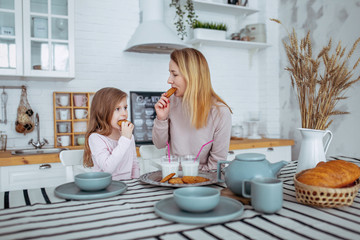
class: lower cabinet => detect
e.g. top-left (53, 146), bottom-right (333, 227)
top-left (0, 163), bottom-right (67, 191)
top-left (227, 146), bottom-right (292, 163)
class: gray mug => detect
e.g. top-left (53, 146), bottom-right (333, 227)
top-left (242, 177), bottom-right (283, 214)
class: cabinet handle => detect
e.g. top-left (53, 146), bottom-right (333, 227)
top-left (267, 147), bottom-right (274, 151)
top-left (39, 164), bottom-right (51, 170)
top-left (228, 151), bottom-right (234, 154)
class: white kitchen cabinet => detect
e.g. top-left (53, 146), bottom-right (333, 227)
top-left (187, 0), bottom-right (270, 50)
top-left (0, 162), bottom-right (67, 191)
top-left (227, 146), bottom-right (292, 163)
top-left (0, 0), bottom-right (23, 76)
top-left (0, 0), bottom-right (75, 80)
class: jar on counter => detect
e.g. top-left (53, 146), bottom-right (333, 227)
top-left (231, 125), bottom-right (243, 138)
top-left (0, 131), bottom-right (7, 152)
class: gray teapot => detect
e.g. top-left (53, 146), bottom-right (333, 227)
top-left (217, 153), bottom-right (288, 197)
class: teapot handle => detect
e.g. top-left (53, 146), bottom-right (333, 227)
top-left (217, 160), bottom-right (230, 183)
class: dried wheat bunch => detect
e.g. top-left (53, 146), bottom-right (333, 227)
top-left (271, 18), bottom-right (360, 130)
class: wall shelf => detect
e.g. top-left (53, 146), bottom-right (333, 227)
top-left (53, 92), bottom-right (94, 149)
top-left (187, 1), bottom-right (270, 50)
top-left (187, 38), bottom-right (271, 50)
top-left (193, 0), bottom-right (258, 16)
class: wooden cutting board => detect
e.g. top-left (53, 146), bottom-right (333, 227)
top-left (221, 188), bottom-right (251, 205)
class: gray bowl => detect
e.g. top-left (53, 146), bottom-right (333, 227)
top-left (74, 172), bottom-right (112, 191)
top-left (173, 187), bottom-right (220, 213)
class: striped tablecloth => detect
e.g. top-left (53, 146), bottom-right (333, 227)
top-left (0, 158), bottom-right (359, 240)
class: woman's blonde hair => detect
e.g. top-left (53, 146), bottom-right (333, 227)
top-left (83, 87), bottom-right (127, 167)
top-left (170, 48), bottom-right (232, 129)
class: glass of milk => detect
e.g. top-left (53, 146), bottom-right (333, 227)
top-left (181, 155), bottom-right (200, 176)
top-left (161, 155), bottom-right (179, 178)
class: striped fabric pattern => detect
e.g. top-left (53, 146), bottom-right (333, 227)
top-left (0, 157), bottom-right (359, 240)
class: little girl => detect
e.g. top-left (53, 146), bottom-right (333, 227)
top-left (83, 87), bottom-right (140, 180)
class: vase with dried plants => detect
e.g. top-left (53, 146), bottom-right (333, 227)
top-left (271, 18), bottom-right (360, 172)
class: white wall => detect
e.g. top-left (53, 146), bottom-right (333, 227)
top-left (279, 0), bottom-right (360, 159)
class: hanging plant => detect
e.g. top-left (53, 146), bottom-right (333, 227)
top-left (169, 0), bottom-right (197, 40)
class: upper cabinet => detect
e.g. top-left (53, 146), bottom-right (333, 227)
top-left (0, 0), bottom-right (23, 76)
top-left (187, 0), bottom-right (270, 50)
top-left (0, 0), bottom-right (74, 80)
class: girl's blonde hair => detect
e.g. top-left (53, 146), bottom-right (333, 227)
top-left (170, 48), bottom-right (232, 129)
top-left (83, 87), bottom-right (127, 167)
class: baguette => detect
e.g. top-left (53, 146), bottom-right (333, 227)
top-left (297, 160), bottom-right (360, 188)
top-left (165, 87), bottom-right (177, 98)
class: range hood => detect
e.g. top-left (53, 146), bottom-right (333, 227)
top-left (125, 0), bottom-right (188, 54)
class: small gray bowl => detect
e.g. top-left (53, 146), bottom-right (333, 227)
top-left (173, 187), bottom-right (220, 213)
top-left (74, 172), bottom-right (112, 191)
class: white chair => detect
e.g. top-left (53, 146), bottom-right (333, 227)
top-left (59, 149), bottom-right (89, 182)
top-left (139, 145), bottom-right (166, 175)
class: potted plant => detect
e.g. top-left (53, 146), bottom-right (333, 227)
top-left (169, 0), bottom-right (197, 40)
top-left (192, 20), bottom-right (228, 40)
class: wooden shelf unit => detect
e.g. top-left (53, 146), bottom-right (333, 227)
top-left (53, 92), bottom-right (94, 149)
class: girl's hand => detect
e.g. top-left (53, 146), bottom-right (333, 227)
top-left (121, 121), bottom-right (134, 139)
top-left (154, 93), bottom-right (170, 121)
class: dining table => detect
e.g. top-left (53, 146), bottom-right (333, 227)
top-left (0, 157), bottom-right (359, 240)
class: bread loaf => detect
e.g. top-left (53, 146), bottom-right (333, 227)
top-left (297, 160), bottom-right (360, 188)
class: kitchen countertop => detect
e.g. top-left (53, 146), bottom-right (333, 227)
top-left (229, 138), bottom-right (294, 150)
top-left (0, 138), bottom-right (294, 167)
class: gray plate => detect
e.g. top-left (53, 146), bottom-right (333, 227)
top-left (140, 170), bottom-right (218, 187)
top-left (54, 181), bottom-right (127, 200)
top-left (154, 196), bottom-right (244, 224)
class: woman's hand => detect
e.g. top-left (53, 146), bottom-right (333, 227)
top-left (121, 121), bottom-right (134, 139)
top-left (154, 93), bottom-right (170, 121)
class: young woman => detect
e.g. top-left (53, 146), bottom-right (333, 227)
top-left (83, 87), bottom-right (140, 180)
top-left (152, 48), bottom-right (232, 171)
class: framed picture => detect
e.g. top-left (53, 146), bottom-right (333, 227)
top-left (130, 91), bottom-right (162, 145)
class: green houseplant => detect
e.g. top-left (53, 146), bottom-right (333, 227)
top-left (169, 0), bottom-right (197, 40)
top-left (192, 20), bottom-right (228, 40)
top-left (192, 20), bottom-right (227, 31)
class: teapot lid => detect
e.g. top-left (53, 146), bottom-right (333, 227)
top-left (235, 153), bottom-right (266, 161)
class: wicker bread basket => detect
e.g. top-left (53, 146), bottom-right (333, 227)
top-left (294, 171), bottom-right (360, 208)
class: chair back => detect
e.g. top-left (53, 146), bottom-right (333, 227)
top-left (59, 149), bottom-right (85, 182)
top-left (139, 145), bottom-right (166, 159)
top-left (139, 145), bottom-right (166, 175)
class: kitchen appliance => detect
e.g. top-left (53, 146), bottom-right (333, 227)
top-left (125, 0), bottom-right (187, 54)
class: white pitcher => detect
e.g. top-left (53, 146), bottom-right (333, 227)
top-left (296, 128), bottom-right (333, 173)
